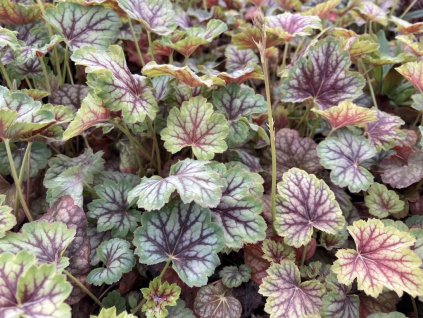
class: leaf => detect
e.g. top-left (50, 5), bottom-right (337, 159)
top-left (142, 62), bottom-right (216, 87)
top-left (259, 261), bottom-right (325, 318)
top-left (193, 281), bottom-right (242, 318)
top-left (396, 61), bottom-right (423, 93)
top-left (317, 130), bottom-right (377, 192)
top-left (87, 238), bottom-right (135, 286)
top-left (333, 219), bottom-right (423, 298)
top-left (225, 45), bottom-right (258, 73)
top-left (261, 239), bottom-right (295, 263)
top-left (302, 0), bottom-right (341, 18)
top-left (379, 152), bottom-right (423, 189)
top-left (365, 183), bottom-right (405, 218)
top-left (265, 13), bottom-right (321, 42)
top-left (71, 45), bottom-right (158, 124)
top-left (321, 275), bottom-right (359, 318)
top-left (167, 300), bottom-right (195, 318)
top-left (91, 307), bottom-right (136, 318)
top-left (117, 0), bottom-right (176, 36)
top-left (366, 110), bottom-right (404, 150)
top-left (219, 265), bottom-right (251, 288)
top-left (275, 128), bottom-right (321, 176)
top-left (141, 277), bottom-right (181, 318)
top-left (356, 2), bottom-right (387, 26)
top-left (0, 220), bottom-right (75, 270)
top-left (63, 93), bottom-right (111, 140)
top-left (281, 38), bottom-right (365, 109)
top-left (368, 313), bottom-right (407, 318)
top-left (0, 0), bottom-right (41, 25)
top-left (88, 176), bottom-right (140, 237)
top-left (244, 243), bottom-right (271, 285)
top-left (133, 200), bottom-right (223, 287)
top-left (45, 2), bottom-right (121, 50)
top-left (210, 163), bottom-right (266, 248)
top-left (275, 168), bottom-right (345, 247)
top-left (49, 84), bottom-right (88, 110)
top-left (0, 252), bottom-right (72, 318)
top-left (313, 101), bottom-right (377, 131)
top-left (128, 159), bottom-right (223, 211)
top-left (231, 25), bottom-right (281, 50)
top-left (161, 96), bottom-right (229, 160)
top-left (0, 194), bottom-right (14, 238)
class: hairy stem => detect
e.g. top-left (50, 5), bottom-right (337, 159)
top-left (64, 270), bottom-right (102, 307)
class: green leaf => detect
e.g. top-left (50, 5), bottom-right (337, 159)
top-left (317, 130), bottom-right (377, 193)
top-left (0, 194), bottom-right (15, 238)
top-left (219, 265), bottom-right (251, 288)
top-left (193, 281), bottom-right (242, 318)
top-left (102, 291), bottom-right (126, 314)
top-left (141, 277), bottom-right (181, 318)
top-left (71, 45), bottom-right (158, 124)
top-left (0, 252), bottom-right (72, 318)
top-left (90, 307), bottom-right (136, 318)
top-left (259, 261), bottom-right (325, 318)
top-left (261, 239), bottom-right (295, 263)
top-left (88, 176), bottom-right (141, 237)
top-left (0, 220), bottom-right (75, 270)
top-left (167, 300), bottom-right (195, 318)
top-left (128, 158), bottom-right (224, 211)
top-left (87, 238), bottom-right (135, 286)
top-left (45, 2), bottom-right (121, 50)
top-left (161, 96), bottom-right (229, 160)
top-left (133, 200), bottom-right (223, 287)
top-left (365, 183), bottom-right (405, 218)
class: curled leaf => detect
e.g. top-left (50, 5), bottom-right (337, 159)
top-left (265, 13), bottom-right (321, 42)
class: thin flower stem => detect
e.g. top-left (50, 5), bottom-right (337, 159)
top-left (0, 62), bottom-right (13, 89)
top-left (38, 57), bottom-right (52, 93)
top-left (147, 30), bottom-right (155, 62)
top-left (3, 139), bottom-right (33, 221)
top-left (64, 270), bottom-right (103, 307)
top-left (128, 18), bottom-right (145, 68)
top-left (14, 142), bottom-right (32, 215)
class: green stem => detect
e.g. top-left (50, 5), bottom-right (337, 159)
top-left (24, 77), bottom-right (33, 89)
top-left (14, 142), bottom-right (32, 215)
top-left (148, 119), bottom-right (161, 174)
top-left (128, 18), bottom-right (145, 68)
top-left (147, 30), bottom-right (155, 62)
top-left (0, 62), bottom-right (13, 89)
top-left (359, 60), bottom-right (378, 109)
top-left (301, 243), bottom-right (308, 266)
top-left (64, 270), bottom-right (102, 307)
top-left (400, 0), bottom-right (418, 18)
top-left (411, 296), bottom-right (418, 318)
top-left (131, 299), bottom-right (146, 314)
top-left (38, 57), bottom-right (51, 93)
top-left (113, 121), bottom-right (152, 162)
top-left (159, 259), bottom-right (172, 280)
top-left (3, 139), bottom-right (33, 221)
top-left (282, 42), bottom-right (289, 69)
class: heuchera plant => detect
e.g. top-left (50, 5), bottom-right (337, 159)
top-left (0, 0), bottom-right (423, 317)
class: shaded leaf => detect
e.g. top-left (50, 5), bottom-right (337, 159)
top-left (244, 243), bottom-right (270, 285)
top-left (49, 84), bottom-right (88, 110)
top-left (275, 168), bottom-right (345, 247)
top-left (261, 239), bottom-right (295, 263)
top-left (133, 200), bottom-right (223, 287)
top-left (219, 265), bottom-right (251, 288)
top-left (259, 261), bottom-right (325, 318)
top-left (161, 96), bottom-right (228, 160)
top-left (333, 219), bottom-right (423, 297)
top-left (379, 152), bottom-right (423, 189)
top-left (281, 38), bottom-right (365, 109)
top-left (321, 275), bottom-right (359, 318)
top-left (0, 194), bottom-right (15, 238)
top-left (91, 307), bottom-right (136, 318)
top-left (265, 13), bottom-right (321, 42)
top-left (87, 238), bottom-right (135, 286)
top-left (365, 183), bottom-right (405, 218)
top-left (317, 130), bottom-right (377, 192)
top-left (0, 252), bottom-right (71, 318)
top-left (141, 277), bottom-right (181, 318)
top-left (167, 300), bottom-right (195, 318)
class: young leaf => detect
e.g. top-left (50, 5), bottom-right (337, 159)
top-left (317, 130), bottom-right (377, 192)
top-left (88, 176), bottom-right (141, 237)
top-left (133, 200), bottom-right (223, 287)
top-left (281, 38), bottom-right (365, 109)
top-left (366, 110), bottom-right (404, 150)
top-left (379, 152), bottom-right (423, 189)
top-left (219, 265), bottom-right (251, 288)
top-left (259, 261), bottom-right (325, 318)
top-left (193, 281), bottom-right (242, 318)
top-left (365, 183), bottom-right (405, 218)
top-left (141, 277), bottom-right (181, 318)
top-left (0, 220), bottom-right (75, 270)
top-left (116, 0), bottom-right (176, 36)
top-left (45, 2), bottom-right (121, 50)
top-left (161, 96), bottom-right (229, 160)
top-left (210, 164), bottom-right (266, 248)
top-left (275, 128), bottom-right (321, 176)
top-left (396, 60), bottom-right (423, 93)
top-left (71, 46), bottom-right (158, 124)
top-left (333, 219), bottom-right (423, 298)
top-left (0, 194), bottom-right (15, 238)
top-left (87, 238), bottom-right (135, 286)
top-left (128, 158), bottom-right (224, 211)
top-left (0, 252), bottom-right (71, 318)
top-left (275, 168), bottom-right (345, 247)
top-left (91, 307), bottom-right (136, 318)
top-left (265, 13), bottom-right (321, 42)
top-left (261, 239), bottom-right (295, 263)
top-left (313, 101), bottom-right (377, 131)
top-left (63, 94), bottom-right (111, 141)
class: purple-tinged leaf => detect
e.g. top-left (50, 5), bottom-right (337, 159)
top-left (194, 281), bottom-right (242, 318)
top-left (225, 45), bottom-right (258, 73)
top-left (133, 200), bottom-right (223, 287)
top-left (261, 239), bottom-right (295, 263)
top-left (317, 130), bottom-right (377, 192)
top-left (281, 38), bottom-right (365, 109)
top-left (275, 168), bottom-right (345, 247)
top-left (229, 149), bottom-right (263, 173)
top-left (45, 2), bottom-right (121, 50)
top-left (49, 84), bottom-right (88, 110)
top-left (265, 13), bottom-right (321, 42)
top-left (259, 261), bottom-right (325, 318)
top-left (0, 0), bottom-right (41, 25)
top-left (141, 277), bottom-right (181, 318)
top-left (275, 128), bottom-right (321, 177)
top-left (219, 265), bottom-right (251, 288)
top-left (365, 110), bottom-right (404, 150)
top-left (71, 46), bottom-right (158, 124)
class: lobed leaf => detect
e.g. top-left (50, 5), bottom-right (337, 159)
top-left (0, 195), bottom-right (15, 239)
top-left (141, 277), bottom-right (181, 318)
top-left (219, 265), bottom-right (251, 288)
top-left (365, 183), bottom-right (405, 218)
top-left (265, 13), bottom-right (321, 42)
top-left (366, 110), bottom-right (404, 150)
